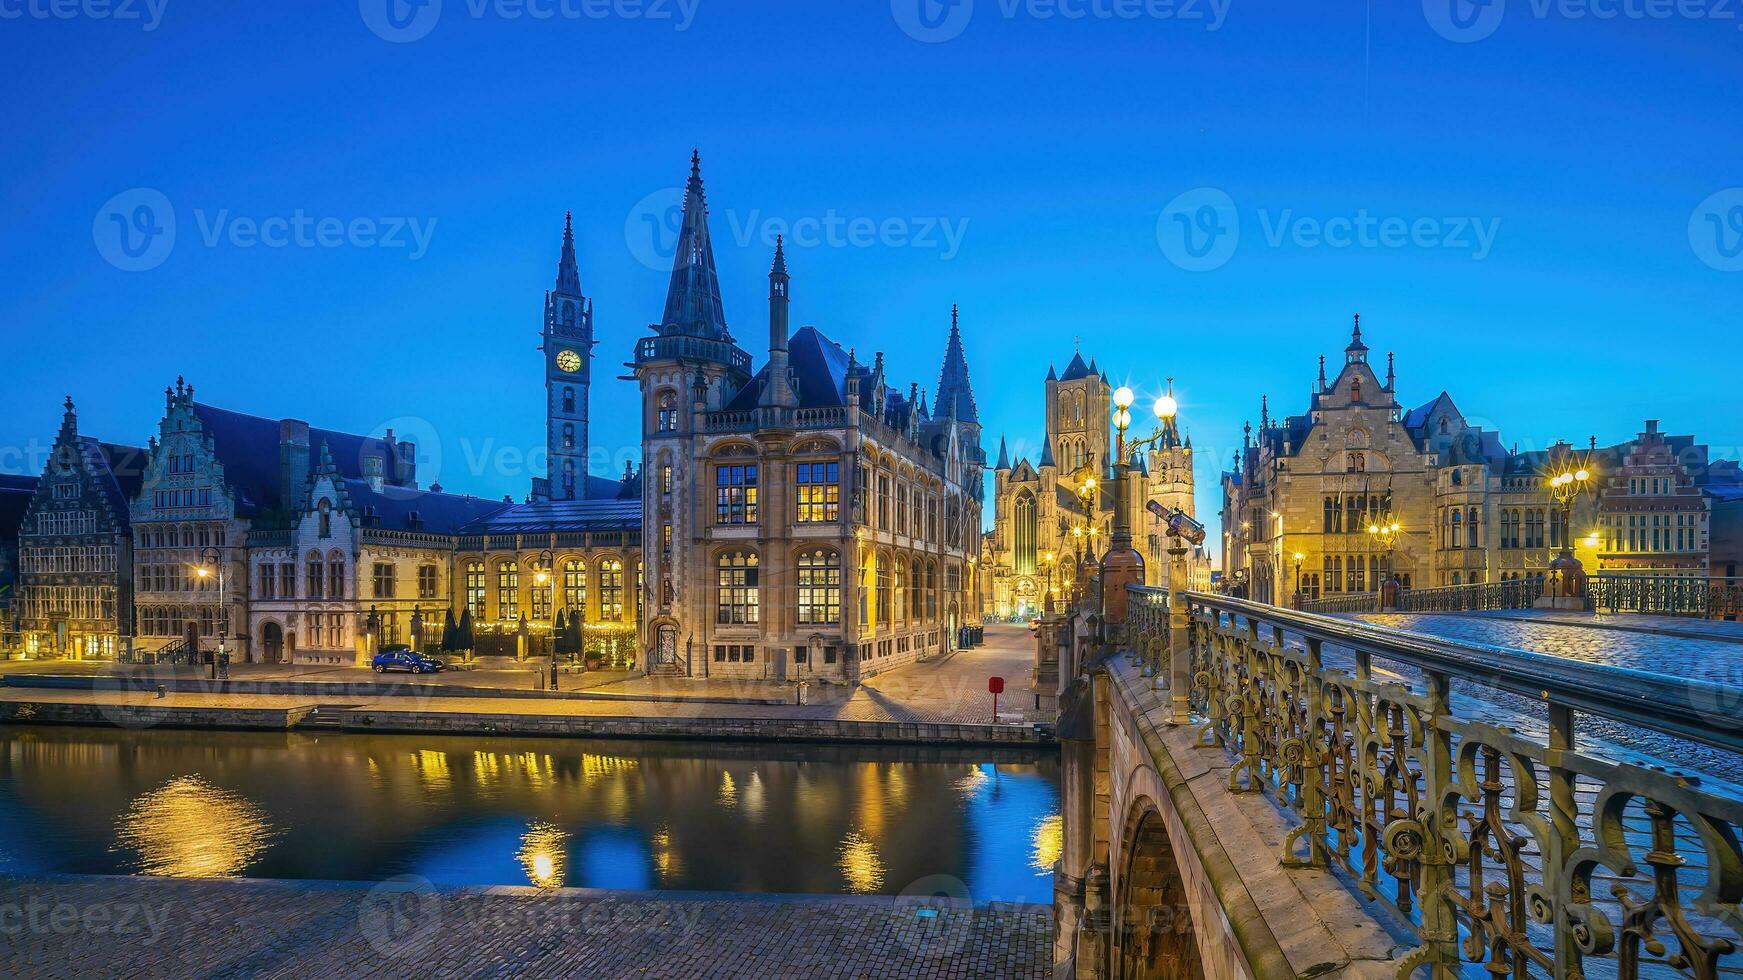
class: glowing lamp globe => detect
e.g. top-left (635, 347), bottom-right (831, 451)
top-left (1112, 386), bottom-right (1135, 410)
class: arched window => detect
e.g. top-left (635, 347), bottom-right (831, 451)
top-left (562, 387), bottom-right (576, 413)
top-left (876, 553), bottom-right (893, 625)
top-left (599, 558), bottom-right (625, 619)
top-left (306, 552), bottom-right (325, 599)
top-left (328, 551), bottom-right (345, 598)
top-left (497, 561), bottom-right (519, 618)
top-left (1466, 507), bottom-right (1480, 548)
top-left (1439, 417), bottom-right (1451, 435)
top-left (1323, 496), bottom-right (1335, 532)
top-left (318, 499), bottom-right (332, 538)
top-left (926, 561), bottom-right (938, 620)
top-left (1074, 391), bottom-right (1085, 423)
top-left (909, 558), bottom-right (923, 620)
top-left (657, 389), bottom-right (679, 432)
top-left (1058, 392), bottom-right (1072, 425)
top-left (562, 460), bottom-right (575, 495)
top-left (563, 559), bottom-right (587, 617)
top-left (796, 549), bottom-right (840, 626)
top-left (1451, 510), bottom-right (1463, 549)
top-left (464, 561), bottom-right (486, 616)
top-left (715, 552), bottom-right (758, 625)
top-left (1350, 378), bottom-right (1363, 402)
top-left (1014, 491), bottom-right (1038, 575)
top-left (893, 561), bottom-right (908, 622)
top-left (562, 423), bottom-right (575, 449)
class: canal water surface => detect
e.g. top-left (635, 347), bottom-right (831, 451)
top-left (0, 727), bottom-right (1060, 903)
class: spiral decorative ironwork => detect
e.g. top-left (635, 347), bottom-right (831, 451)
top-left (1123, 584), bottom-right (1743, 979)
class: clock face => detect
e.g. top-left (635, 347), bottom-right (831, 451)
top-left (556, 349), bottom-right (582, 373)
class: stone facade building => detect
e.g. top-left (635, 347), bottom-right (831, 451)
top-left (985, 354), bottom-right (1202, 618)
top-left (633, 155), bottom-right (985, 681)
top-left (8, 398), bottom-right (145, 659)
top-left (0, 474), bottom-right (36, 629)
top-left (1222, 318), bottom-right (1740, 604)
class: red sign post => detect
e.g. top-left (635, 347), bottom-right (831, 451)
top-left (989, 676), bottom-right (1005, 723)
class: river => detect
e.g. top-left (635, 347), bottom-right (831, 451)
top-left (0, 727), bottom-right (1060, 904)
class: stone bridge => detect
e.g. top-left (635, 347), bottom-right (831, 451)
top-left (1039, 581), bottom-right (1743, 979)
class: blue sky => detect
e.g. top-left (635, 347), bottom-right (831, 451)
top-left (3, 0), bottom-right (1739, 546)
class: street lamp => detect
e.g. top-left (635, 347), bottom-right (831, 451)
top-left (1365, 519), bottom-right (1403, 609)
top-left (194, 546), bottom-right (224, 678)
top-left (537, 549), bottom-right (557, 689)
top-left (1547, 454), bottom-right (1595, 601)
top-left (1289, 551), bottom-right (1306, 609)
top-left (1041, 550), bottom-right (1056, 614)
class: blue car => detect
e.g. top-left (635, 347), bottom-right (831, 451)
top-left (371, 646), bottom-right (445, 674)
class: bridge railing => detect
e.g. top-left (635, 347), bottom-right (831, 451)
top-left (1125, 584), bottom-right (1743, 980)
top-left (1591, 574), bottom-right (1743, 620)
top-left (1300, 576), bottom-right (1548, 616)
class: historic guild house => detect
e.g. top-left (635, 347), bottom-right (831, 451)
top-left (0, 154), bottom-right (987, 680)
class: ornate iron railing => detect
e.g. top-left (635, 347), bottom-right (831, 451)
top-left (1398, 575), bottom-right (1547, 613)
top-left (1126, 584), bottom-right (1743, 979)
top-left (1300, 577), bottom-right (1548, 616)
top-left (1592, 576), bottom-right (1743, 620)
top-left (1299, 591), bottom-right (1380, 614)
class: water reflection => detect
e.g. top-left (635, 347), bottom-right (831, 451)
top-left (837, 830), bottom-right (886, 893)
top-left (516, 822), bottom-right (568, 888)
top-left (113, 775), bottom-right (276, 878)
top-left (1031, 813), bottom-right (1063, 875)
top-left (0, 728), bottom-right (1059, 901)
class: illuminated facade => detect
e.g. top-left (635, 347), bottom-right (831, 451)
top-left (1221, 318), bottom-right (1742, 604)
top-left (10, 398), bottom-right (145, 659)
top-left (985, 354), bottom-right (1202, 618)
top-left (633, 155), bottom-right (985, 681)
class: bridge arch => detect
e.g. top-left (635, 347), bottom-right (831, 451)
top-left (1114, 797), bottom-right (1203, 980)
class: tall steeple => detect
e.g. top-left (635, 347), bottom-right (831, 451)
top-left (935, 304), bottom-right (978, 424)
top-left (996, 435), bottom-right (1011, 470)
top-left (659, 149), bottom-right (730, 340)
top-left (1345, 312), bottom-right (1368, 363)
top-left (543, 211), bottom-right (594, 501)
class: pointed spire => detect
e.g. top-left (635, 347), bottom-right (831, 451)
top-left (1039, 437), bottom-right (1056, 469)
top-left (1060, 350), bottom-right (1093, 381)
top-left (1386, 351), bottom-right (1395, 389)
top-left (1346, 312), bottom-right (1368, 359)
top-left (659, 149), bottom-right (729, 340)
top-left (771, 232), bottom-right (787, 276)
top-left (1046, 363), bottom-right (1057, 382)
top-left (555, 211), bottom-right (581, 295)
top-left (935, 304), bottom-right (979, 424)
top-left (996, 436), bottom-right (1011, 470)
top-left (1260, 395), bottom-right (1270, 431)
top-left (1318, 354), bottom-right (1327, 390)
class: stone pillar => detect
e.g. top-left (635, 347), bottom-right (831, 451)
top-left (1167, 541), bottom-right (1192, 726)
top-left (1053, 681), bottom-right (1103, 978)
top-left (1098, 462), bottom-right (1145, 631)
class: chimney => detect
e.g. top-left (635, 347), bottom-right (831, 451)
top-left (1645, 419), bottom-right (1660, 435)
top-left (363, 454), bottom-right (385, 493)
top-left (279, 420), bottom-right (311, 505)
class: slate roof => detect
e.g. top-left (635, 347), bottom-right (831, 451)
top-left (342, 479), bottom-right (509, 535)
top-left (1059, 352), bottom-right (1095, 382)
top-left (657, 151), bottom-right (731, 341)
top-left (934, 309), bottom-right (978, 423)
top-left (460, 498), bottom-right (641, 535)
top-left (724, 326), bottom-right (852, 412)
top-left (84, 440), bottom-right (149, 528)
top-left (191, 403), bottom-right (412, 516)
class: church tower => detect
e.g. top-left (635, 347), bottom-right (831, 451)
top-left (541, 212), bottom-right (594, 501)
top-left (1044, 349), bottom-right (1110, 480)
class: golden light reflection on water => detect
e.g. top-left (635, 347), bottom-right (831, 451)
top-left (652, 824), bottom-right (680, 881)
top-left (580, 753), bottom-right (638, 782)
top-left (1031, 813), bottom-right (1063, 875)
top-left (742, 770), bottom-right (765, 821)
top-left (412, 750), bottom-right (451, 791)
top-left (717, 770), bottom-right (738, 808)
top-left (955, 764), bottom-right (990, 797)
top-left (114, 775), bottom-right (276, 878)
top-left (517, 822), bottom-right (569, 888)
top-left (837, 830), bottom-right (885, 894)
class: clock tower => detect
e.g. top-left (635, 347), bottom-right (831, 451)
top-left (542, 211), bottom-right (594, 501)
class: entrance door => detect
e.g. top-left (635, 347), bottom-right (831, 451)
top-left (657, 626), bottom-right (677, 667)
top-left (263, 623), bottom-right (284, 664)
top-left (947, 604), bottom-right (959, 652)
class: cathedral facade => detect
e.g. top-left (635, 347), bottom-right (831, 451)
top-left (984, 354), bottom-right (1202, 619)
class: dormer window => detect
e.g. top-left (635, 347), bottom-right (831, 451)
top-left (1350, 378), bottom-right (1362, 402)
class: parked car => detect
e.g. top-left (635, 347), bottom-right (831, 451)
top-left (371, 646), bottom-right (445, 674)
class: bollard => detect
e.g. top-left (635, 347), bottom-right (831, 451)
top-left (154, 685), bottom-right (166, 699)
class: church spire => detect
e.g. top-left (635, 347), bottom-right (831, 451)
top-left (659, 149), bottom-right (730, 340)
top-left (935, 303), bottom-right (979, 424)
top-left (996, 435), bottom-right (1010, 470)
top-left (1345, 312), bottom-right (1369, 362)
top-left (555, 210), bottom-right (581, 295)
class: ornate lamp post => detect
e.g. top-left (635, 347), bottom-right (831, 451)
top-left (194, 546), bottom-right (223, 678)
top-left (1547, 459), bottom-right (1594, 604)
top-left (536, 549), bottom-right (558, 688)
top-left (1289, 551), bottom-right (1306, 609)
top-left (1365, 518), bottom-right (1403, 610)
top-left (1041, 550), bottom-right (1056, 614)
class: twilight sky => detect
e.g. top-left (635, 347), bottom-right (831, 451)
top-left (3, 0), bottom-right (1739, 548)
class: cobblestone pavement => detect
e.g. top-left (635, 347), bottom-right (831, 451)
top-left (0, 875), bottom-right (1052, 979)
top-left (0, 627), bottom-right (1045, 729)
top-left (1346, 612), bottom-right (1743, 685)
